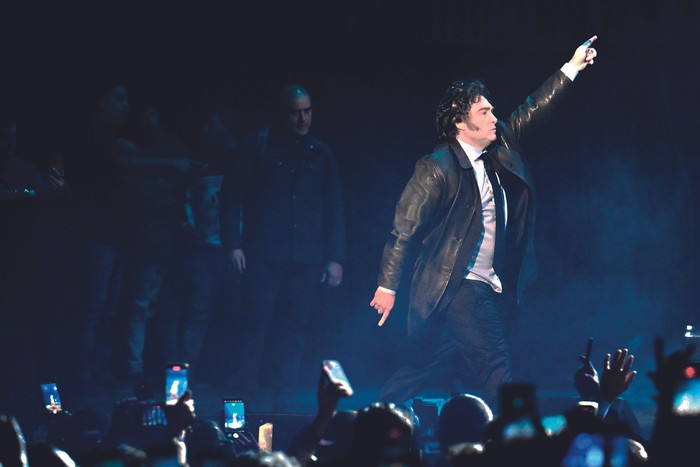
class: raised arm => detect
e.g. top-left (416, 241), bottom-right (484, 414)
top-left (506, 35), bottom-right (598, 140)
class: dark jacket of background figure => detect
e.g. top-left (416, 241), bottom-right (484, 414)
top-left (219, 128), bottom-right (345, 265)
top-left (67, 120), bottom-right (135, 245)
top-left (377, 69), bottom-right (572, 337)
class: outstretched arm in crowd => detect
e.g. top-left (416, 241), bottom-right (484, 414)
top-left (291, 369), bottom-right (352, 466)
top-left (647, 337), bottom-right (698, 461)
top-left (647, 336), bottom-right (696, 415)
top-left (0, 414), bottom-right (28, 467)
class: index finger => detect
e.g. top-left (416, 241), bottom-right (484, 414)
top-left (378, 310), bottom-right (390, 327)
top-left (584, 337), bottom-right (593, 364)
top-left (583, 35), bottom-right (597, 47)
top-left (653, 336), bottom-right (664, 366)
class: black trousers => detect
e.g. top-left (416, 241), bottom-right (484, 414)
top-left (232, 261), bottom-right (321, 394)
top-left (377, 279), bottom-right (512, 411)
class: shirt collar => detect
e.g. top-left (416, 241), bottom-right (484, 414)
top-left (456, 139), bottom-right (487, 164)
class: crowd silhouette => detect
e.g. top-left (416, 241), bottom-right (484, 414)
top-left (0, 338), bottom-right (698, 465)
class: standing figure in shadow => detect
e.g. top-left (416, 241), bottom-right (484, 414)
top-left (219, 84), bottom-right (346, 412)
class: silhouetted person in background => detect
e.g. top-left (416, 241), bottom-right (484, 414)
top-left (370, 36), bottom-right (598, 411)
top-left (219, 84), bottom-right (346, 411)
top-left (66, 81), bottom-right (135, 393)
top-left (0, 111), bottom-right (56, 430)
top-left (120, 100), bottom-right (201, 383)
top-left (159, 102), bottom-right (240, 381)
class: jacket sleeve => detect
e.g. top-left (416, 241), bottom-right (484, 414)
top-left (218, 145), bottom-right (250, 252)
top-left (506, 69), bottom-right (573, 142)
top-left (322, 146), bottom-right (346, 263)
top-left (377, 156), bottom-right (445, 292)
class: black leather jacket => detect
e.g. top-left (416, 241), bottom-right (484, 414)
top-left (377, 69), bottom-right (572, 335)
top-left (219, 129), bottom-right (346, 266)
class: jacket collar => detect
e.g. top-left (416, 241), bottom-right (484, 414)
top-left (446, 139), bottom-right (473, 170)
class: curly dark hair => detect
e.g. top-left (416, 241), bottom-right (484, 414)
top-left (435, 79), bottom-right (491, 141)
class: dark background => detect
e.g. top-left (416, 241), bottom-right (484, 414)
top-left (2, 0), bottom-right (698, 412)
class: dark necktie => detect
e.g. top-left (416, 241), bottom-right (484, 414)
top-left (480, 153), bottom-right (506, 273)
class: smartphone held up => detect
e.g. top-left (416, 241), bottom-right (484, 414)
top-left (41, 382), bottom-right (62, 414)
top-left (322, 359), bottom-right (354, 396)
top-left (165, 362), bottom-right (189, 406)
top-left (223, 398), bottom-right (246, 433)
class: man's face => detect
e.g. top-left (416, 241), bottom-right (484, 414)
top-left (284, 94), bottom-right (312, 136)
top-left (456, 95), bottom-right (497, 150)
top-left (99, 85), bottom-right (129, 125)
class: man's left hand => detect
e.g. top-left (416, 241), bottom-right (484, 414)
top-left (321, 261), bottom-right (343, 287)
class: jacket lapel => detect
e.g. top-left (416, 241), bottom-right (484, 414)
top-left (447, 139), bottom-right (473, 170)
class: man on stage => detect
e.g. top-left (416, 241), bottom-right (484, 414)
top-left (370, 36), bottom-right (598, 411)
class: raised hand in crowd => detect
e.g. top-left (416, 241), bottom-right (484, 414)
top-left (647, 337), bottom-right (696, 412)
top-left (45, 153), bottom-right (66, 195)
top-left (575, 347), bottom-right (636, 404)
top-left (573, 352), bottom-right (599, 402)
top-left (163, 389), bottom-right (196, 441)
top-left (0, 414), bottom-right (28, 467)
top-left (572, 345), bottom-right (645, 443)
top-left (599, 348), bottom-right (637, 402)
top-left (647, 337), bottom-right (699, 463)
top-left (291, 363), bottom-right (353, 466)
